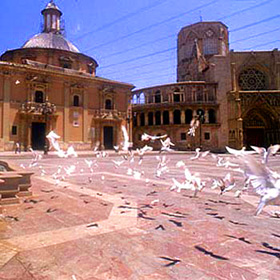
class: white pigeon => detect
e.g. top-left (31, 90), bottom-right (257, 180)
top-left (112, 160), bottom-right (124, 168)
top-left (241, 155), bottom-right (280, 215)
top-left (121, 125), bottom-right (132, 152)
top-left (251, 144), bottom-right (280, 164)
top-left (64, 165), bottom-right (76, 176)
top-left (160, 137), bottom-right (175, 153)
top-left (66, 146), bottom-right (78, 158)
top-left (190, 148), bottom-right (210, 160)
top-left (46, 131), bottom-right (61, 152)
top-left (141, 133), bottom-right (167, 142)
top-left (187, 118), bottom-right (200, 137)
top-left (225, 146), bottom-right (256, 156)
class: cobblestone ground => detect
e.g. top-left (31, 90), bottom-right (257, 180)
top-left (0, 152), bottom-right (280, 280)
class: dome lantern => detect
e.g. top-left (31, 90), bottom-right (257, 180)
top-left (41, 0), bottom-right (62, 34)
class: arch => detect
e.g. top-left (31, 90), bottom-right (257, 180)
top-left (197, 109), bottom-right (205, 124)
top-left (242, 107), bottom-right (280, 148)
top-left (132, 94), bottom-right (138, 104)
top-left (73, 95), bottom-right (80, 107)
top-left (148, 112), bottom-right (154, 126)
top-left (208, 109), bottom-right (216, 124)
top-left (163, 111), bottom-right (170, 125)
top-left (203, 29), bottom-right (218, 55)
top-left (140, 113), bottom-right (145, 126)
top-left (105, 99), bottom-right (112, 109)
top-left (155, 111), bottom-right (161, 125)
top-left (139, 92), bottom-right (145, 104)
top-left (238, 68), bottom-right (268, 90)
top-left (185, 109), bottom-right (193, 124)
top-left (173, 110), bottom-right (181, 124)
top-left (34, 90), bottom-right (44, 103)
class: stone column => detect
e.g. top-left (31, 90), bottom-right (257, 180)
top-left (204, 109), bottom-right (209, 124)
top-left (145, 113), bottom-right (148, 126)
top-left (169, 110), bottom-right (173, 125)
top-left (160, 111), bottom-right (163, 125)
top-left (180, 110), bottom-right (185, 124)
top-left (3, 74), bottom-right (11, 144)
top-left (63, 83), bottom-right (70, 143)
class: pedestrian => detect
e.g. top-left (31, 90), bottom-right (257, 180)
top-left (15, 142), bottom-right (20, 154)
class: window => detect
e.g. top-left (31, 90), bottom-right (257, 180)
top-left (73, 120), bottom-right (79, 127)
top-left (139, 92), bottom-right (145, 104)
top-left (148, 112), bottom-right (154, 126)
top-left (35, 91), bottom-right (44, 103)
top-left (181, 132), bottom-right (186, 141)
top-left (163, 111), bottom-right (169, 125)
top-left (63, 63), bottom-right (71, 69)
top-left (154, 91), bottom-right (161, 103)
top-left (204, 132), bottom-right (210, 140)
top-left (155, 111), bottom-right (161, 125)
top-left (73, 95), bottom-right (80, 107)
top-left (173, 110), bottom-right (181, 124)
top-left (208, 109), bottom-right (216, 124)
top-left (185, 109), bottom-right (193, 124)
top-left (105, 99), bottom-right (112, 109)
top-left (12, 126), bottom-right (17, 135)
top-left (238, 68), bottom-right (267, 90)
top-left (132, 94), bottom-right (138, 104)
top-left (133, 113), bottom-right (138, 127)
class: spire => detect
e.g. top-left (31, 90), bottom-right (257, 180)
top-left (41, 1), bottom-right (62, 34)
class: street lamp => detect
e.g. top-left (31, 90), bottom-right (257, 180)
top-left (197, 110), bottom-right (205, 149)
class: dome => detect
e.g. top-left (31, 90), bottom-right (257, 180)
top-left (22, 32), bottom-right (80, 53)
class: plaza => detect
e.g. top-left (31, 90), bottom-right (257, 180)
top-left (0, 151), bottom-right (279, 279)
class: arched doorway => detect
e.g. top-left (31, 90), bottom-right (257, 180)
top-left (243, 108), bottom-right (279, 148)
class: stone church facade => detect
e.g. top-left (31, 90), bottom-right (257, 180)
top-left (132, 21), bottom-right (280, 151)
top-left (0, 1), bottom-right (134, 151)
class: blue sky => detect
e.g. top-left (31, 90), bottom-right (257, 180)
top-left (0, 0), bottom-right (279, 89)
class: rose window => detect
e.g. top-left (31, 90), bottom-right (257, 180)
top-left (239, 68), bottom-right (267, 90)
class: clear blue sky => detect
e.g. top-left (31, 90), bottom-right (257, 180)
top-left (1, 0), bottom-right (279, 89)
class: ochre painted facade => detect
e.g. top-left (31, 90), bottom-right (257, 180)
top-left (0, 1), bottom-right (134, 151)
top-left (132, 21), bottom-right (280, 151)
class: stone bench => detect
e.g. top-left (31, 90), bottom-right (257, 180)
top-left (0, 174), bottom-right (22, 205)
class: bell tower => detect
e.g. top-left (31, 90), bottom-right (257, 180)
top-left (41, 0), bottom-right (62, 34)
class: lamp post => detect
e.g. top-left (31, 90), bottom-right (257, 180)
top-left (197, 110), bottom-right (205, 149)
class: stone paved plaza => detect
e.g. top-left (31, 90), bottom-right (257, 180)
top-left (0, 152), bottom-right (280, 280)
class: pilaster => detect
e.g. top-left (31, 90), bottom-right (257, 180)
top-left (63, 83), bottom-right (70, 142)
top-left (3, 74), bottom-right (11, 142)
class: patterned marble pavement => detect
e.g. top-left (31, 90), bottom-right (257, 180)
top-left (0, 153), bottom-right (280, 280)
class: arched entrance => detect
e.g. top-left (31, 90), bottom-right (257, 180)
top-left (243, 108), bottom-right (280, 148)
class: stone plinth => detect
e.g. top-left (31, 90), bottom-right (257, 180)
top-left (0, 174), bottom-right (22, 205)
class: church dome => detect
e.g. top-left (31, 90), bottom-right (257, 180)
top-left (22, 32), bottom-right (80, 53)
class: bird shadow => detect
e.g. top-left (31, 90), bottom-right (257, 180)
top-left (255, 242), bottom-right (280, 259)
top-left (194, 245), bottom-right (229, 260)
top-left (225, 235), bottom-right (252, 244)
top-left (229, 220), bottom-right (248, 226)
